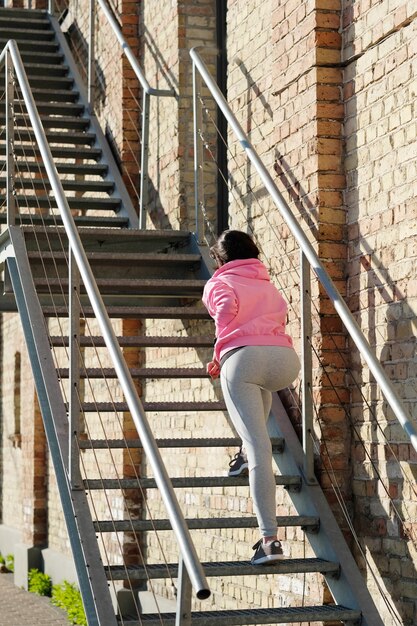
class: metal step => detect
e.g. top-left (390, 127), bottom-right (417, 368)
top-left (5, 128), bottom-right (95, 144)
top-left (0, 178), bottom-right (114, 194)
top-left (119, 606), bottom-right (362, 626)
top-left (0, 8), bottom-right (48, 20)
top-left (74, 400), bottom-right (224, 412)
top-left (1, 62), bottom-right (70, 77)
top-left (43, 305), bottom-right (211, 319)
top-left (79, 436), bottom-right (270, 450)
top-left (50, 335), bottom-right (214, 348)
top-left (0, 37), bottom-right (59, 52)
top-left (17, 51), bottom-right (65, 66)
top-left (94, 515), bottom-right (317, 532)
top-left (85, 475), bottom-right (301, 490)
top-left (0, 195), bottom-right (121, 211)
top-left (0, 144), bottom-right (101, 160)
top-left (0, 16), bottom-right (51, 30)
top-left (0, 111), bottom-right (89, 129)
top-left (5, 161), bottom-right (108, 176)
top-left (0, 100), bottom-right (84, 116)
top-left (34, 277), bottom-right (205, 296)
top-left (29, 251), bottom-right (201, 269)
top-left (57, 366), bottom-right (208, 379)
top-left (0, 26), bottom-right (56, 41)
top-left (106, 557), bottom-right (338, 580)
top-left (0, 214), bottom-right (129, 228)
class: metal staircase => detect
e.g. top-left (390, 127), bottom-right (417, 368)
top-left (0, 5), bottom-right (388, 626)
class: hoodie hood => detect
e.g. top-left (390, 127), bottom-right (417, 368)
top-left (212, 258), bottom-right (270, 282)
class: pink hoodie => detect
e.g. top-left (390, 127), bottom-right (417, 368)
top-left (202, 258), bottom-right (293, 362)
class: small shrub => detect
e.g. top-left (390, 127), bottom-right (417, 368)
top-left (52, 580), bottom-right (87, 626)
top-left (5, 554), bottom-right (14, 573)
top-left (28, 568), bottom-right (52, 596)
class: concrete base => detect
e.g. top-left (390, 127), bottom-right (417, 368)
top-left (14, 543), bottom-right (43, 590)
top-left (0, 524), bottom-right (21, 560)
top-left (41, 547), bottom-right (78, 586)
top-left (114, 588), bottom-right (177, 619)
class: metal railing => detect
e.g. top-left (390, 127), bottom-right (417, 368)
top-left (84, 0), bottom-right (174, 229)
top-left (2, 38), bottom-right (210, 616)
top-left (190, 46), bottom-right (417, 484)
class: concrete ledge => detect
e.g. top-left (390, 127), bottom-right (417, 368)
top-left (41, 547), bottom-right (78, 585)
top-left (0, 524), bottom-right (21, 558)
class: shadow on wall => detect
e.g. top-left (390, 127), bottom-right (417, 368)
top-left (344, 37), bottom-right (417, 623)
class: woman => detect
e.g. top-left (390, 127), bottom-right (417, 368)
top-left (202, 230), bottom-right (300, 565)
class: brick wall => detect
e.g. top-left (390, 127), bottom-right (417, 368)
top-left (344, 1), bottom-right (417, 622)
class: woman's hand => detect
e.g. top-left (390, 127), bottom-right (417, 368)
top-left (207, 359), bottom-right (220, 379)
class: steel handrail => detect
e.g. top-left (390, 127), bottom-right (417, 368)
top-left (2, 39), bottom-right (210, 601)
top-left (190, 46), bottom-right (417, 454)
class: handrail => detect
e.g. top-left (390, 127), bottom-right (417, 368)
top-left (86, 0), bottom-right (175, 228)
top-left (190, 46), bottom-right (417, 455)
top-left (2, 39), bottom-right (210, 602)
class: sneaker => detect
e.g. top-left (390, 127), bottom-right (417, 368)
top-left (251, 539), bottom-right (284, 565)
top-left (228, 447), bottom-right (248, 476)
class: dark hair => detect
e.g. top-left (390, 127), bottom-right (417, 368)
top-left (209, 230), bottom-right (260, 268)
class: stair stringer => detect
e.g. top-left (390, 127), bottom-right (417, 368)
top-left (3, 225), bottom-right (118, 626)
top-left (269, 393), bottom-right (384, 626)
top-left (48, 12), bottom-right (140, 229)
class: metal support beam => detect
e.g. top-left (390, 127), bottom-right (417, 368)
top-left (139, 91), bottom-right (150, 229)
top-left (88, 0), bottom-right (96, 113)
top-left (5, 49), bottom-right (15, 228)
top-left (192, 63), bottom-right (204, 243)
top-left (69, 248), bottom-right (82, 488)
top-left (300, 252), bottom-right (316, 484)
top-left (175, 557), bottom-right (192, 626)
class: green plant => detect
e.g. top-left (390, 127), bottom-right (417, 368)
top-left (52, 580), bottom-right (87, 626)
top-left (0, 554), bottom-right (5, 565)
top-left (28, 568), bottom-right (52, 596)
top-left (5, 554), bottom-right (14, 573)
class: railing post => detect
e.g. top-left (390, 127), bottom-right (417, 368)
top-left (48, 0), bottom-right (54, 15)
top-left (192, 61), bottom-right (204, 244)
top-left (139, 91), bottom-right (150, 229)
top-left (301, 251), bottom-right (316, 484)
top-left (175, 556), bottom-right (192, 626)
top-left (88, 0), bottom-right (96, 113)
top-left (5, 49), bottom-right (16, 228)
top-left (69, 248), bottom-right (82, 488)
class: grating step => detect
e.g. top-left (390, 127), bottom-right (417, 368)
top-left (85, 475), bottom-right (301, 490)
top-left (0, 38), bottom-right (59, 52)
top-left (57, 366), bottom-right (208, 379)
top-left (0, 112), bottom-right (89, 129)
top-left (7, 128), bottom-right (95, 144)
top-left (30, 251), bottom-right (202, 268)
top-left (43, 305), bottom-right (211, 319)
top-left (0, 214), bottom-right (129, 228)
top-left (105, 557), bottom-right (338, 580)
top-left (0, 100), bottom-right (84, 116)
top-left (8, 75), bottom-right (74, 90)
top-left (0, 27), bottom-right (55, 41)
top-left (0, 144), bottom-right (101, 160)
top-left (79, 436), bottom-right (274, 450)
top-left (118, 606), bottom-right (362, 626)
top-left (17, 51), bottom-right (65, 65)
top-left (34, 277), bottom-right (205, 295)
top-left (0, 62), bottom-right (70, 77)
top-left (74, 400), bottom-right (224, 412)
top-left (94, 515), bottom-right (316, 532)
top-left (0, 195), bottom-right (121, 211)
top-left (15, 87), bottom-right (79, 103)
top-left (0, 178), bottom-right (114, 194)
top-left (49, 335), bottom-right (214, 348)
top-left (0, 16), bottom-right (52, 30)
top-left (0, 161), bottom-right (107, 176)
top-left (0, 8), bottom-right (48, 20)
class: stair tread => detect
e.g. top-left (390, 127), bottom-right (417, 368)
top-left (0, 215), bottom-right (129, 228)
top-left (0, 195), bottom-right (121, 209)
top-left (43, 305), bottom-right (210, 319)
top-left (30, 251), bottom-right (201, 265)
top-left (0, 38), bottom-right (59, 51)
top-left (34, 277), bottom-right (205, 294)
top-left (0, 145), bottom-right (101, 159)
top-left (106, 557), bottom-right (338, 579)
top-left (1, 179), bottom-right (114, 192)
top-left (94, 515), bottom-right (315, 531)
top-left (73, 400), bottom-right (224, 412)
top-left (79, 436), bottom-right (267, 449)
top-left (119, 606), bottom-right (361, 625)
top-left (2, 129), bottom-right (93, 143)
top-left (49, 335), bottom-right (214, 347)
top-left (85, 475), bottom-right (300, 489)
top-left (57, 366), bottom-right (208, 378)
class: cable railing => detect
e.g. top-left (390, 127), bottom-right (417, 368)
top-left (83, 0), bottom-right (174, 229)
top-left (190, 46), bottom-right (417, 470)
top-left (1, 38), bottom-right (210, 623)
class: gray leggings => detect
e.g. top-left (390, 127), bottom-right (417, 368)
top-left (220, 345), bottom-right (300, 537)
